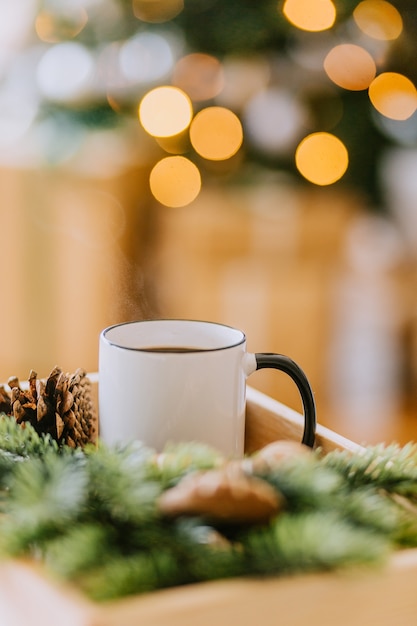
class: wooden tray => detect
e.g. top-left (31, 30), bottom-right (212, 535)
top-left (1, 384), bottom-right (417, 626)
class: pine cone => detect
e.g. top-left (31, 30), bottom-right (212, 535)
top-left (247, 440), bottom-right (312, 474)
top-left (158, 463), bottom-right (283, 524)
top-left (5, 367), bottom-right (97, 448)
top-left (0, 385), bottom-right (12, 414)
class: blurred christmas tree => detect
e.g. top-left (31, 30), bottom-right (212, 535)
top-left (1, 0), bottom-right (416, 206)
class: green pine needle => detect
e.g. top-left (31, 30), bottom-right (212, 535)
top-left (0, 417), bottom-right (417, 602)
top-left (78, 549), bottom-right (187, 602)
top-left (0, 413), bottom-right (59, 458)
top-left (256, 455), bottom-right (344, 511)
top-left (145, 441), bottom-right (223, 487)
top-left (0, 451), bottom-right (88, 556)
top-left (85, 443), bottom-right (161, 523)
top-left (44, 523), bottom-right (114, 578)
top-left (336, 487), bottom-right (400, 536)
top-left (242, 511), bottom-right (390, 576)
top-left (323, 443), bottom-right (417, 498)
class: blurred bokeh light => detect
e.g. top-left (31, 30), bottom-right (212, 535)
top-left (150, 155), bottom-right (201, 207)
top-left (283, 0), bottom-right (336, 32)
top-left (119, 32), bottom-right (175, 84)
top-left (324, 44), bottom-right (376, 91)
top-left (189, 106), bottom-right (243, 161)
top-left (132, 0), bottom-right (184, 23)
top-left (35, 7), bottom-right (88, 43)
top-left (295, 132), bottom-right (349, 185)
top-left (139, 86), bottom-right (192, 137)
top-left (0, 0), bottom-right (414, 206)
top-left (369, 72), bottom-right (417, 121)
top-left (36, 42), bottom-right (94, 102)
top-left (243, 88), bottom-right (307, 155)
top-left (353, 0), bottom-right (403, 40)
top-left (172, 53), bottom-right (224, 102)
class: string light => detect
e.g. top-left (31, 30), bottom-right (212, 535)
top-left (353, 0), bottom-right (403, 41)
top-left (150, 156), bottom-right (201, 207)
top-left (0, 0), bottom-right (412, 195)
top-left (132, 0), bottom-right (184, 23)
top-left (172, 53), bottom-right (224, 102)
top-left (189, 106), bottom-right (243, 161)
top-left (369, 73), bottom-right (417, 121)
top-left (139, 86), bottom-right (193, 138)
top-left (282, 0), bottom-right (336, 32)
top-left (324, 44), bottom-right (376, 91)
top-left (218, 56), bottom-right (270, 110)
top-left (243, 88), bottom-right (306, 154)
top-left (295, 132), bottom-right (349, 185)
top-left (119, 32), bottom-right (174, 84)
top-left (36, 42), bottom-right (94, 101)
top-left (35, 8), bottom-right (88, 43)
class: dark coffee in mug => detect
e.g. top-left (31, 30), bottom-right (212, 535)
top-left (142, 346), bottom-right (204, 353)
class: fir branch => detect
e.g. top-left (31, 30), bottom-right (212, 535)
top-left (382, 493), bottom-right (417, 548)
top-left (0, 451), bottom-right (88, 556)
top-left (146, 442), bottom-right (223, 488)
top-left (0, 448), bottom-right (25, 490)
top-left (44, 523), bottom-right (117, 579)
top-left (0, 416), bottom-right (65, 511)
top-left (0, 433), bottom-right (417, 602)
top-left (67, 519), bottom-right (243, 601)
top-left (0, 414), bottom-right (59, 458)
top-left (322, 443), bottom-right (417, 499)
top-left (259, 454), bottom-right (415, 545)
top-left (337, 487), bottom-right (400, 537)
top-left (167, 518), bottom-right (245, 583)
top-left (242, 511), bottom-right (390, 577)
top-left (85, 442), bottom-right (161, 524)
top-left (256, 455), bottom-right (344, 511)
top-left (77, 549), bottom-right (187, 602)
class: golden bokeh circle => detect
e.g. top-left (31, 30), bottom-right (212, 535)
top-left (189, 106), bottom-right (243, 160)
top-left (324, 44), bottom-right (376, 91)
top-left (139, 86), bottom-right (193, 138)
top-left (133, 0), bottom-right (184, 23)
top-left (353, 0), bottom-right (403, 40)
top-left (295, 132), bottom-right (348, 185)
top-left (149, 156), bottom-right (201, 207)
top-left (369, 73), bottom-right (417, 121)
top-left (283, 0), bottom-right (336, 32)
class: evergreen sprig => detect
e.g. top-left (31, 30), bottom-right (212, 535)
top-left (0, 413), bottom-right (59, 458)
top-left (145, 441), bottom-right (223, 488)
top-left (322, 443), bottom-right (417, 499)
top-left (0, 413), bottom-right (64, 512)
top-left (242, 511), bottom-right (389, 576)
top-left (321, 443), bottom-right (417, 546)
top-left (84, 442), bottom-right (161, 524)
top-left (0, 450), bottom-right (88, 556)
top-left (1, 415), bottom-right (417, 602)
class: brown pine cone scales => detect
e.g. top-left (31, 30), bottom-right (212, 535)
top-left (0, 385), bottom-right (12, 414)
top-left (2, 367), bottom-right (97, 448)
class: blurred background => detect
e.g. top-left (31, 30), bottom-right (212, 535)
top-left (1, 0), bottom-right (417, 445)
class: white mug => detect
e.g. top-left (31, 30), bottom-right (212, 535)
top-left (98, 319), bottom-right (316, 456)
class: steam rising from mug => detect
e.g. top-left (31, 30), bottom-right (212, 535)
top-left (98, 319), bottom-right (316, 455)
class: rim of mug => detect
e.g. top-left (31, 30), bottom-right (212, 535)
top-left (101, 319), bottom-right (247, 352)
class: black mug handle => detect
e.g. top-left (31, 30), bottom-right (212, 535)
top-left (255, 353), bottom-right (316, 448)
